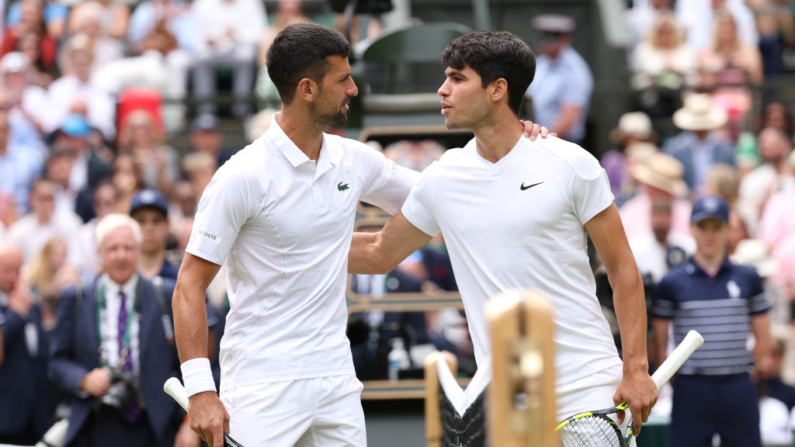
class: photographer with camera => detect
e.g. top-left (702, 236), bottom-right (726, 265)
top-left (49, 213), bottom-right (199, 447)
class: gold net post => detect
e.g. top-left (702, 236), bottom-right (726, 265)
top-left (424, 351), bottom-right (458, 447)
top-left (487, 289), bottom-right (556, 447)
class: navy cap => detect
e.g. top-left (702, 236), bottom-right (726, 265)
top-left (691, 195), bottom-right (729, 224)
top-left (190, 114), bottom-right (220, 133)
top-left (130, 189), bottom-right (169, 217)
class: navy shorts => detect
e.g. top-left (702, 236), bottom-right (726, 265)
top-left (670, 374), bottom-right (761, 447)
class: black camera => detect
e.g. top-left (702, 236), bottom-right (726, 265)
top-left (96, 371), bottom-right (137, 415)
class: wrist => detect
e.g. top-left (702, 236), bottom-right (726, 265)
top-left (180, 358), bottom-right (216, 398)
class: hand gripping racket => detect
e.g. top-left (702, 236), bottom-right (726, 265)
top-left (556, 330), bottom-right (705, 447)
top-left (164, 377), bottom-right (244, 447)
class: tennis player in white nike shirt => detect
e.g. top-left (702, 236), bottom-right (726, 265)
top-left (172, 24), bottom-right (548, 447)
top-left (348, 31), bottom-right (659, 438)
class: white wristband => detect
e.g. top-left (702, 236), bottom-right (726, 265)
top-left (180, 358), bottom-right (217, 398)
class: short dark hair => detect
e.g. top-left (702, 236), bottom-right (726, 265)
top-left (266, 23), bottom-right (350, 105)
top-left (441, 31), bottom-right (536, 116)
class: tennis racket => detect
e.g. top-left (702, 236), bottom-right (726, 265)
top-left (556, 330), bottom-right (704, 447)
top-left (164, 377), bottom-right (244, 447)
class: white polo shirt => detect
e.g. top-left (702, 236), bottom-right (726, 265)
top-left (402, 136), bottom-right (623, 388)
top-left (186, 113), bottom-right (418, 391)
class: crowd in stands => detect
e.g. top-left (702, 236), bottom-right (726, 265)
top-left (4, 0), bottom-right (795, 444)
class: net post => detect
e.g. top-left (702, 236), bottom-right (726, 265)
top-left (425, 350), bottom-right (458, 447)
top-left (487, 289), bottom-right (557, 447)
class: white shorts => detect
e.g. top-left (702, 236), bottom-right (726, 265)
top-left (220, 375), bottom-right (366, 447)
top-left (556, 363), bottom-right (623, 422)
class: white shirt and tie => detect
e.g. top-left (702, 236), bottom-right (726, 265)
top-left (98, 274), bottom-right (141, 376)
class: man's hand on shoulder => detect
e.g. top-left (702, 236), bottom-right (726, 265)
top-left (520, 120), bottom-right (556, 141)
top-left (188, 391), bottom-right (230, 447)
top-left (613, 369), bottom-right (658, 436)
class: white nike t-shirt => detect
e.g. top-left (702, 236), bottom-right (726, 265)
top-left (401, 136), bottom-right (623, 389)
top-left (186, 113), bottom-right (418, 391)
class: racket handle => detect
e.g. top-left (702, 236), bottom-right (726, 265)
top-left (651, 330), bottom-right (704, 390)
top-left (163, 378), bottom-right (245, 447)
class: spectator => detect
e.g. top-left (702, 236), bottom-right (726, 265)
top-left (747, 0), bottom-right (795, 77)
top-left (615, 141), bottom-right (658, 207)
top-left (664, 93), bottom-right (735, 194)
top-left (181, 151), bottom-right (215, 198)
top-left (728, 210), bottom-right (751, 256)
top-left (255, 0), bottom-right (309, 103)
top-left (625, 0), bottom-right (676, 52)
top-left (188, 114), bottom-right (234, 170)
top-left (677, 0), bottom-right (759, 52)
top-left (13, 30), bottom-right (54, 88)
top-left (732, 239), bottom-right (788, 327)
top-left (0, 240), bottom-right (52, 445)
top-left (128, 0), bottom-right (194, 54)
top-left (632, 12), bottom-right (697, 91)
top-left (111, 153), bottom-right (144, 214)
top-left (49, 214), bottom-right (199, 447)
top-left (191, 0), bottom-right (265, 118)
top-left (652, 195), bottom-right (771, 447)
top-left (168, 180), bottom-right (195, 243)
top-left (130, 190), bottom-right (179, 281)
top-left (7, 178), bottom-right (82, 263)
top-left (0, 109), bottom-right (43, 215)
top-left (773, 231), bottom-right (795, 301)
top-left (757, 327), bottom-right (795, 438)
top-left (50, 114), bottom-right (112, 202)
top-left (740, 127), bottom-right (794, 218)
top-left (118, 110), bottom-right (179, 196)
top-left (629, 198), bottom-right (695, 285)
top-left (0, 193), bottom-right (14, 236)
top-left (23, 237), bottom-right (80, 328)
top-left (700, 12), bottom-right (764, 85)
top-left (619, 152), bottom-right (692, 239)
top-left (68, 0), bottom-right (130, 41)
top-left (44, 149), bottom-right (80, 219)
top-left (602, 112), bottom-right (655, 195)
top-left (0, 0), bottom-right (57, 73)
top-left (68, 1), bottom-right (124, 69)
top-left (46, 34), bottom-right (116, 140)
top-left (1, 52), bottom-right (49, 145)
top-left (525, 14), bottom-right (593, 144)
top-left (76, 180), bottom-right (118, 275)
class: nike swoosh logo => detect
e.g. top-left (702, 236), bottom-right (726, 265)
top-left (520, 182), bottom-right (544, 191)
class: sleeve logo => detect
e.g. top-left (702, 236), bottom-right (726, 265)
top-left (197, 229), bottom-right (221, 244)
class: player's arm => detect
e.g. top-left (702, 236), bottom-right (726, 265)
top-left (585, 203), bottom-right (657, 434)
top-left (349, 211), bottom-right (433, 274)
top-left (173, 253), bottom-right (229, 447)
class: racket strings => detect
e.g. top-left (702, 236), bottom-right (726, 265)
top-left (559, 416), bottom-right (626, 447)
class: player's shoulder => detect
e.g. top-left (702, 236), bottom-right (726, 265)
top-left (216, 139), bottom-right (267, 179)
top-left (529, 137), bottom-right (603, 180)
top-left (327, 134), bottom-right (387, 163)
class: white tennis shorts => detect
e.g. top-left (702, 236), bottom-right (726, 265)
top-left (220, 375), bottom-right (366, 447)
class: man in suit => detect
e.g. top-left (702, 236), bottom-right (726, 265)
top-left (0, 240), bottom-right (53, 445)
top-left (49, 214), bottom-right (199, 447)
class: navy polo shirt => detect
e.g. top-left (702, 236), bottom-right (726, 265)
top-left (652, 257), bottom-right (769, 376)
top-left (158, 259), bottom-right (180, 281)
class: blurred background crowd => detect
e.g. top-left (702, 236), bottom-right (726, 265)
top-left (3, 0), bottom-right (795, 445)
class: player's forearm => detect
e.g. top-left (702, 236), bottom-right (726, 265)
top-left (348, 232), bottom-right (390, 274)
top-left (173, 279), bottom-right (210, 362)
top-left (611, 267), bottom-right (649, 374)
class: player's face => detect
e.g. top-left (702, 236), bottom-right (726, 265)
top-left (99, 226), bottom-right (139, 285)
top-left (438, 65), bottom-right (490, 130)
top-left (692, 218), bottom-right (729, 258)
top-left (132, 208), bottom-right (169, 254)
top-left (311, 55), bottom-right (358, 127)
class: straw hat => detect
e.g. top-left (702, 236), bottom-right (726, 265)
top-left (673, 94), bottom-right (728, 131)
top-left (630, 152), bottom-right (688, 197)
top-left (610, 112), bottom-right (653, 143)
top-left (730, 239), bottom-right (778, 277)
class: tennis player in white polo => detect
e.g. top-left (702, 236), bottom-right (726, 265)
top-left (348, 31), bottom-right (659, 437)
top-left (173, 24), bottom-right (548, 447)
